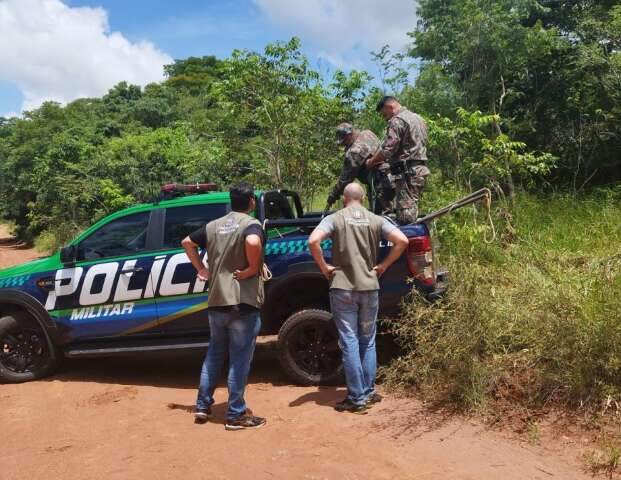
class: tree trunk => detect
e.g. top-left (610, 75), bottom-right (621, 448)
top-left (492, 75), bottom-right (515, 203)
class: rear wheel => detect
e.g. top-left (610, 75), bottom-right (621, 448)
top-left (278, 309), bottom-right (343, 386)
top-left (0, 312), bottom-right (58, 383)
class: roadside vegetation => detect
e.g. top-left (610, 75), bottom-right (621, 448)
top-left (0, 0), bottom-right (619, 459)
top-left (383, 186), bottom-right (621, 415)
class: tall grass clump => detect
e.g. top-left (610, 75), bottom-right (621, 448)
top-left (383, 185), bottom-right (621, 414)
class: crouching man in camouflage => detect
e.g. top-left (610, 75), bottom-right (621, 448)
top-left (366, 96), bottom-right (430, 225)
top-left (325, 123), bottom-right (382, 213)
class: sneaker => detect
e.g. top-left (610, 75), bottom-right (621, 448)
top-left (225, 414), bottom-right (267, 431)
top-left (334, 398), bottom-right (369, 414)
top-left (194, 407), bottom-right (213, 424)
top-left (366, 392), bottom-right (383, 405)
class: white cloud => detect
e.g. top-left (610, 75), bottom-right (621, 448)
top-left (315, 50), bottom-right (366, 71)
top-left (255, 0), bottom-right (418, 68)
top-left (0, 0), bottom-right (172, 112)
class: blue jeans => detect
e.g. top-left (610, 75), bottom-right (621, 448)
top-left (196, 308), bottom-right (261, 420)
top-left (329, 289), bottom-right (379, 406)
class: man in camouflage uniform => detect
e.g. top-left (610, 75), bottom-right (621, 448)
top-left (325, 123), bottom-right (384, 213)
top-left (366, 96), bottom-right (430, 225)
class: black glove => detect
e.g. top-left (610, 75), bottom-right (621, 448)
top-left (326, 192), bottom-right (338, 210)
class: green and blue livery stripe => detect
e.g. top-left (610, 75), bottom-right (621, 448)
top-left (0, 275), bottom-right (31, 288)
top-left (122, 298), bottom-right (210, 335)
top-left (265, 239), bottom-right (332, 256)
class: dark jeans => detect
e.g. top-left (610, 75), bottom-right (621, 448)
top-left (196, 308), bottom-right (261, 419)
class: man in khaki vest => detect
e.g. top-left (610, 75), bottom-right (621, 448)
top-left (309, 183), bottom-right (408, 413)
top-left (182, 182), bottom-right (266, 430)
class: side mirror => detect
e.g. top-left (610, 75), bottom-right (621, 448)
top-left (60, 245), bottom-right (77, 265)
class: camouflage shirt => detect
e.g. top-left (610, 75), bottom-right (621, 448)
top-left (328, 129), bottom-right (380, 202)
top-left (381, 108), bottom-right (428, 163)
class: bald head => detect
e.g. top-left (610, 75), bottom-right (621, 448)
top-left (343, 183), bottom-right (365, 206)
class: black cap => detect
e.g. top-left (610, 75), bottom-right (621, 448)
top-left (376, 95), bottom-right (398, 112)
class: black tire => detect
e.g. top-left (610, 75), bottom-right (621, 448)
top-left (278, 309), bottom-right (343, 386)
top-left (0, 312), bottom-right (59, 383)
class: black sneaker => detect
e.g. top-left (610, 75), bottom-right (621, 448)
top-left (334, 398), bottom-right (369, 414)
top-left (194, 407), bottom-right (212, 424)
top-left (225, 414), bottom-right (266, 431)
top-left (366, 392), bottom-right (383, 405)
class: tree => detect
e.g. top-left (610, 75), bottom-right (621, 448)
top-left (206, 38), bottom-right (351, 204)
top-left (410, 0), bottom-right (621, 188)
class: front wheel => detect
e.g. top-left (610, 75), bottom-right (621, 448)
top-left (278, 309), bottom-right (343, 386)
top-left (0, 312), bottom-right (59, 383)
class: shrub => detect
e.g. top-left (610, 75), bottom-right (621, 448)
top-left (382, 188), bottom-right (621, 414)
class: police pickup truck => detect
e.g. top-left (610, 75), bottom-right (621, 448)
top-left (0, 185), bottom-right (447, 385)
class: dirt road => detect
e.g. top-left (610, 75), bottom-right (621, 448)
top-left (0, 224), bottom-right (39, 266)
top-left (0, 226), bottom-right (591, 480)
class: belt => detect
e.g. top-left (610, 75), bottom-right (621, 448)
top-left (389, 159), bottom-right (426, 167)
top-left (408, 160), bottom-right (426, 167)
top-left (389, 159), bottom-right (426, 174)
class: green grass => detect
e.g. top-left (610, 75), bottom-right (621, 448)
top-left (34, 230), bottom-right (60, 255)
top-left (382, 185), bottom-right (621, 416)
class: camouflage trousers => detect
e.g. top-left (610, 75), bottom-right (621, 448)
top-left (372, 163), bottom-right (430, 224)
top-left (370, 164), bottom-right (393, 215)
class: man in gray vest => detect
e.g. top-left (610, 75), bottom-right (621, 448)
top-left (182, 182), bottom-right (266, 430)
top-left (366, 96), bottom-right (430, 225)
top-left (308, 183), bottom-right (408, 413)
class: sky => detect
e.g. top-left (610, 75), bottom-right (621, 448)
top-left (0, 0), bottom-right (419, 116)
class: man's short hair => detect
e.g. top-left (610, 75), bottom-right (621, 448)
top-left (230, 182), bottom-right (255, 212)
top-left (376, 95), bottom-right (398, 112)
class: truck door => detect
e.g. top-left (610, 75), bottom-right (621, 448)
top-left (152, 203), bottom-right (229, 335)
top-left (46, 210), bottom-right (163, 342)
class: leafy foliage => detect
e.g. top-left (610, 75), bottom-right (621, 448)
top-left (0, 39), bottom-right (360, 243)
top-left (382, 189), bottom-right (621, 413)
top-left (411, 0), bottom-right (621, 187)
top-left (426, 109), bottom-right (557, 193)
top-left (206, 39), bottom-right (350, 198)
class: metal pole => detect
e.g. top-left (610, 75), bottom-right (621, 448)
top-left (415, 188), bottom-right (491, 224)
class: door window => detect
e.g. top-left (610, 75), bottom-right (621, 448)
top-left (264, 192), bottom-right (296, 220)
top-left (77, 212), bottom-right (150, 261)
top-left (163, 203), bottom-right (229, 249)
